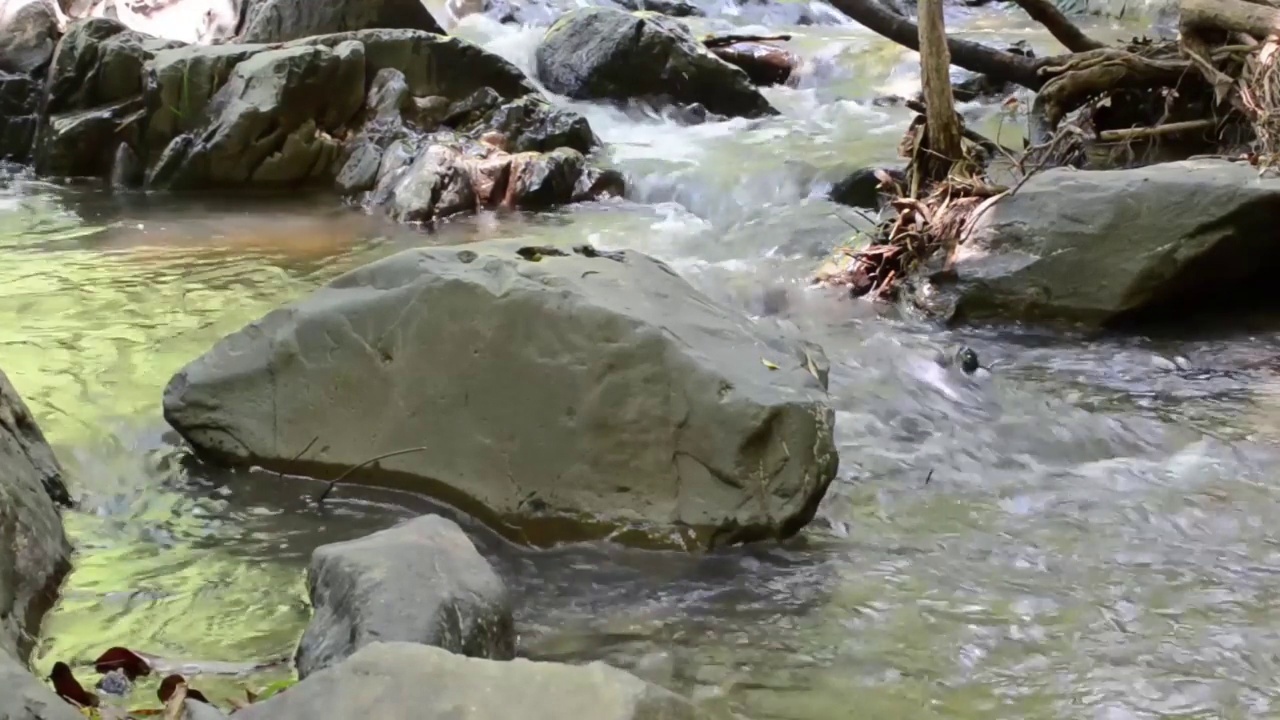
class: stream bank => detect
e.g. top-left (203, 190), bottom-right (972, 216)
top-left (9, 0), bottom-right (1280, 718)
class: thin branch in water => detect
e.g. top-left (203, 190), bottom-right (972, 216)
top-left (314, 446), bottom-right (431, 505)
top-left (1007, 0), bottom-right (1105, 52)
top-left (276, 435), bottom-right (319, 480)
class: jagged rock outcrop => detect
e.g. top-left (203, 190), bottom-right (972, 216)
top-left (31, 24), bottom-right (620, 221)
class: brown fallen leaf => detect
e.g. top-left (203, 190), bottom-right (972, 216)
top-left (163, 682), bottom-right (187, 720)
top-left (94, 647), bottom-right (152, 680)
top-left (49, 662), bottom-right (99, 708)
top-left (159, 674), bottom-right (210, 705)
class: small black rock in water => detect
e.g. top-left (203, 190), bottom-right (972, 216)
top-left (956, 347), bottom-right (980, 375)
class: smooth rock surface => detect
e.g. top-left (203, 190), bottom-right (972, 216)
top-left (295, 515), bottom-right (514, 679)
top-left (535, 7), bottom-right (775, 119)
top-left (942, 160), bottom-right (1280, 326)
top-left (240, 643), bottom-right (709, 720)
top-left (238, 0), bottom-right (443, 43)
top-left (0, 654), bottom-right (84, 720)
top-left (163, 241), bottom-right (837, 550)
top-left (0, 369), bottom-right (72, 662)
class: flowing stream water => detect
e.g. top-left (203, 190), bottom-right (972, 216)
top-left (8, 3), bottom-right (1280, 718)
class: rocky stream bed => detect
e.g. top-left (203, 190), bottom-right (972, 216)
top-left (7, 0), bottom-right (1280, 718)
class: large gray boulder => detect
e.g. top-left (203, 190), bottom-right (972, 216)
top-left (535, 7), bottom-right (775, 119)
top-left (163, 241), bottom-right (837, 550)
top-left (295, 515), bottom-right (514, 679)
top-left (0, 0), bottom-right (60, 74)
top-left (240, 643), bottom-right (708, 720)
top-left (238, 0), bottom-right (443, 43)
top-left (0, 369), bottom-right (76, 720)
top-left (938, 160), bottom-right (1280, 327)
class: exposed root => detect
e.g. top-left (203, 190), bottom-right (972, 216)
top-left (816, 109), bottom-right (1007, 300)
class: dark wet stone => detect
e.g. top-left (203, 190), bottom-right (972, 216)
top-left (535, 7), bottom-right (775, 119)
top-left (829, 166), bottom-right (904, 210)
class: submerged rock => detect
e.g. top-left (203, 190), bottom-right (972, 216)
top-left (0, 0), bottom-right (60, 74)
top-left (535, 7), bottom-right (776, 119)
top-left (238, 0), bottom-right (444, 43)
top-left (0, 368), bottom-right (76, 720)
top-left (163, 241), bottom-right (837, 550)
top-left (937, 160), bottom-right (1280, 327)
top-left (295, 515), bottom-right (514, 679)
top-left (240, 643), bottom-right (709, 720)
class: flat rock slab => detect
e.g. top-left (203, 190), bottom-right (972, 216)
top-left (295, 514), bottom-right (514, 679)
top-left (163, 241), bottom-right (838, 550)
top-left (239, 642), bottom-right (709, 720)
top-left (941, 160), bottom-right (1280, 327)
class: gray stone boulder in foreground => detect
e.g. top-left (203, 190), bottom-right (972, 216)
top-left (240, 642), bottom-right (707, 720)
top-left (0, 368), bottom-right (78, 720)
top-left (0, 655), bottom-right (84, 720)
top-left (938, 160), bottom-right (1280, 327)
top-left (164, 241), bottom-right (838, 550)
top-left (295, 515), bottom-right (514, 679)
top-left (535, 7), bottom-right (776, 119)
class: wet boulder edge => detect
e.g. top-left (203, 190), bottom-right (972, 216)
top-left (163, 240), bottom-right (840, 551)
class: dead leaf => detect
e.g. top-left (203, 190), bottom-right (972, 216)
top-left (50, 662), bottom-right (99, 708)
top-left (93, 647), bottom-right (152, 680)
top-left (159, 674), bottom-right (209, 705)
top-left (761, 358), bottom-right (779, 370)
top-left (163, 682), bottom-right (187, 720)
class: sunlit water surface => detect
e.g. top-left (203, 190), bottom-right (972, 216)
top-left (7, 3), bottom-right (1280, 718)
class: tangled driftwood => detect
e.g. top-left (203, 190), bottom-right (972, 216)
top-left (818, 0), bottom-right (1280, 299)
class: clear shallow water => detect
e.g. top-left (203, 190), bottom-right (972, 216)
top-left (9, 4), bottom-right (1280, 718)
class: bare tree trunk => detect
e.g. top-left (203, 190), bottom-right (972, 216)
top-left (917, 0), bottom-right (963, 182)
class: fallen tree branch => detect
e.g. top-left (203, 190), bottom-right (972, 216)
top-left (702, 33), bottom-right (792, 47)
top-left (1182, 0), bottom-right (1280, 38)
top-left (1098, 118), bottom-right (1218, 140)
top-left (314, 446), bottom-right (431, 504)
top-left (1030, 49), bottom-right (1191, 142)
top-left (1009, 0), bottom-right (1106, 52)
top-left (825, 0), bottom-right (1047, 88)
